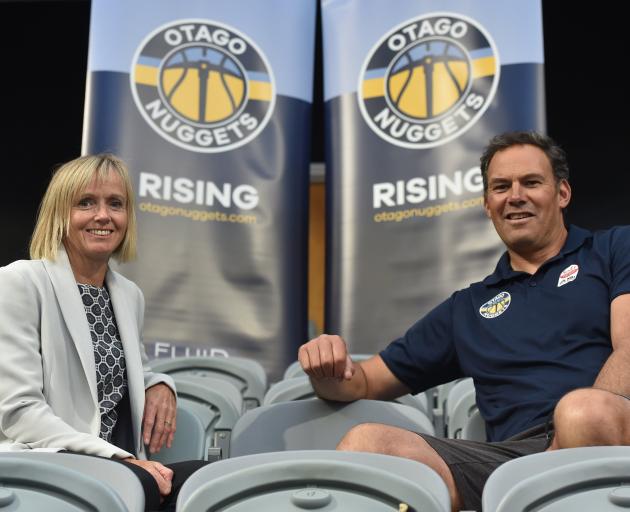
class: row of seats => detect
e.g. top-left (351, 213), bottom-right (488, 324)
top-left (4, 445), bottom-right (630, 510)
top-left (4, 355), bottom-right (626, 510)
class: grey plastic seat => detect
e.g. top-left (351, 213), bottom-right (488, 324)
top-left (149, 356), bottom-right (267, 409)
top-left (150, 402), bottom-right (207, 464)
top-left (230, 397), bottom-right (435, 456)
top-left (282, 354), bottom-right (373, 380)
top-left (445, 378), bottom-right (477, 439)
top-left (263, 375), bottom-right (431, 416)
top-left (177, 450), bottom-right (450, 511)
top-left (446, 379), bottom-right (485, 441)
top-left (0, 452), bottom-right (144, 511)
top-left (155, 377), bottom-right (241, 460)
top-left (433, 378), bottom-right (465, 436)
top-left (483, 446), bottom-right (630, 512)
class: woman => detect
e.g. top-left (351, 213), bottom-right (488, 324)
top-left (0, 154), bottom-right (204, 510)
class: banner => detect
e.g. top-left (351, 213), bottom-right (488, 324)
top-left (84, 0), bottom-right (315, 379)
top-left (322, 0), bottom-right (544, 351)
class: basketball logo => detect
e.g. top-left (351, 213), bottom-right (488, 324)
top-left (358, 13), bottom-right (499, 149)
top-left (131, 20), bottom-right (274, 153)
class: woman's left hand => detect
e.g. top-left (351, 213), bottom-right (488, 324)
top-left (143, 383), bottom-right (177, 453)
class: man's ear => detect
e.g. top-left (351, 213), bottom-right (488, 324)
top-left (558, 179), bottom-right (571, 209)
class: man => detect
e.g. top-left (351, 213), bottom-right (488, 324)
top-left (299, 131), bottom-right (630, 512)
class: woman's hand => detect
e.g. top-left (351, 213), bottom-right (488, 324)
top-left (123, 458), bottom-right (173, 497)
top-left (143, 383), bottom-right (177, 453)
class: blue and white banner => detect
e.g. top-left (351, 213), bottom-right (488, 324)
top-left (322, 0), bottom-right (544, 352)
top-left (84, 0), bottom-right (315, 379)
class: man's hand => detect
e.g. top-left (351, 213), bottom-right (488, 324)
top-left (298, 334), bottom-right (355, 381)
top-left (143, 383), bottom-right (177, 453)
top-left (123, 458), bottom-right (173, 497)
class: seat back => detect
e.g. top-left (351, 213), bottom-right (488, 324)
top-left (166, 377), bottom-right (242, 459)
top-left (177, 450), bottom-right (450, 512)
top-left (0, 453), bottom-right (140, 511)
top-left (483, 446), bottom-right (630, 512)
top-left (264, 376), bottom-right (431, 417)
top-left (150, 403), bottom-right (207, 464)
top-left (445, 378), bottom-right (477, 438)
top-left (150, 356), bottom-right (267, 409)
top-left (230, 398), bottom-right (434, 456)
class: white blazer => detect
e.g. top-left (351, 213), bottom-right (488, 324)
top-left (0, 248), bottom-right (175, 459)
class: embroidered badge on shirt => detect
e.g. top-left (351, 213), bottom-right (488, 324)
top-left (479, 291), bottom-right (511, 319)
top-left (557, 264), bottom-right (579, 287)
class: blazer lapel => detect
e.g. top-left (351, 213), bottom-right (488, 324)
top-left (106, 270), bottom-right (145, 453)
top-left (43, 248), bottom-right (98, 406)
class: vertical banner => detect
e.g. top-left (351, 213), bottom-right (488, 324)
top-left (84, 1), bottom-right (315, 379)
top-left (323, 0), bottom-right (544, 351)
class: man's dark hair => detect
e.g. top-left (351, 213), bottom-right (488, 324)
top-left (479, 131), bottom-right (570, 192)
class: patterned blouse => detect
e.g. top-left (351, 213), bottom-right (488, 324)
top-left (77, 284), bottom-right (128, 443)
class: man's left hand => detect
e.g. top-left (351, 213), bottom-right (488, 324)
top-left (143, 383), bottom-right (177, 453)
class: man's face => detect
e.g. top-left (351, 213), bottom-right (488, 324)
top-left (484, 144), bottom-right (571, 256)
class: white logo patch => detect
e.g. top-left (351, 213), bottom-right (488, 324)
top-left (557, 264), bottom-right (579, 287)
top-left (479, 291), bottom-right (511, 319)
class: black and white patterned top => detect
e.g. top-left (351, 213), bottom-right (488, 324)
top-left (78, 284), bottom-right (128, 443)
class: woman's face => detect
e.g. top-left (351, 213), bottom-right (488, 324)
top-left (64, 170), bottom-right (128, 265)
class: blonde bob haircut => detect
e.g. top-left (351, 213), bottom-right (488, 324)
top-left (29, 154), bottom-right (137, 262)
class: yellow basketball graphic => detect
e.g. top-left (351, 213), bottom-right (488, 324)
top-left (161, 46), bottom-right (246, 124)
top-left (387, 40), bottom-right (470, 120)
top-left (358, 13), bottom-right (499, 149)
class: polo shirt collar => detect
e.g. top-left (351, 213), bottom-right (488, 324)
top-left (483, 225), bottom-right (592, 286)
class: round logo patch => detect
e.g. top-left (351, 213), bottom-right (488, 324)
top-left (131, 20), bottom-right (275, 153)
top-left (479, 291), bottom-right (511, 319)
top-left (358, 13), bottom-right (499, 149)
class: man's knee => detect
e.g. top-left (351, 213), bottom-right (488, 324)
top-left (553, 388), bottom-right (630, 447)
top-left (555, 388), bottom-right (624, 428)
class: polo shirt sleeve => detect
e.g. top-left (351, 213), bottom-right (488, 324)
top-left (379, 294), bottom-right (463, 394)
top-left (610, 226), bottom-right (630, 300)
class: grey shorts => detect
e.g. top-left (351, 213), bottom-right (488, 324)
top-left (418, 423), bottom-right (552, 512)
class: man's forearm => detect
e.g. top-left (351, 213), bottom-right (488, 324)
top-left (310, 364), bottom-right (368, 402)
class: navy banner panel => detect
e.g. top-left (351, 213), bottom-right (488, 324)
top-left (84, 0), bottom-right (315, 379)
top-left (322, 0), bottom-right (545, 352)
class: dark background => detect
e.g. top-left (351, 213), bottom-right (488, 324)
top-left (1, 1), bottom-right (627, 266)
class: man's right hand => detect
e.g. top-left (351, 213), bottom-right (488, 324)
top-left (123, 458), bottom-right (173, 497)
top-left (298, 334), bottom-right (356, 381)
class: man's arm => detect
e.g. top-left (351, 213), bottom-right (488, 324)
top-left (298, 334), bottom-right (411, 402)
top-left (593, 294), bottom-right (630, 394)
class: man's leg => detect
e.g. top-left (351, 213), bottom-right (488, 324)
top-left (336, 423), bottom-right (463, 511)
top-left (551, 388), bottom-right (630, 450)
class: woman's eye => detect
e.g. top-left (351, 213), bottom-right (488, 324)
top-left (77, 198), bottom-right (94, 207)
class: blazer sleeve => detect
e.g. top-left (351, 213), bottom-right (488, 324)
top-left (0, 264), bottom-right (134, 459)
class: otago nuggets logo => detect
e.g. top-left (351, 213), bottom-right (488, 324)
top-left (131, 20), bottom-right (275, 153)
top-left (479, 292), bottom-right (511, 319)
top-left (358, 13), bottom-right (499, 149)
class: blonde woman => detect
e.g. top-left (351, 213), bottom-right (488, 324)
top-left (0, 154), bottom-right (205, 511)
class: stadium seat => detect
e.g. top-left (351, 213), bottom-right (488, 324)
top-left (0, 452), bottom-right (143, 511)
top-left (230, 397), bottom-right (435, 456)
top-left (263, 375), bottom-right (432, 417)
top-left (176, 450), bottom-right (451, 511)
top-left (433, 378), bottom-right (465, 436)
top-left (149, 355), bottom-right (267, 409)
top-left (446, 378), bottom-right (485, 440)
top-left (483, 446), bottom-right (630, 512)
top-left (150, 403), bottom-right (207, 464)
top-left (154, 377), bottom-right (241, 460)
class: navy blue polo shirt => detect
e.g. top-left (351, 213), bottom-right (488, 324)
top-left (380, 225), bottom-right (630, 442)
